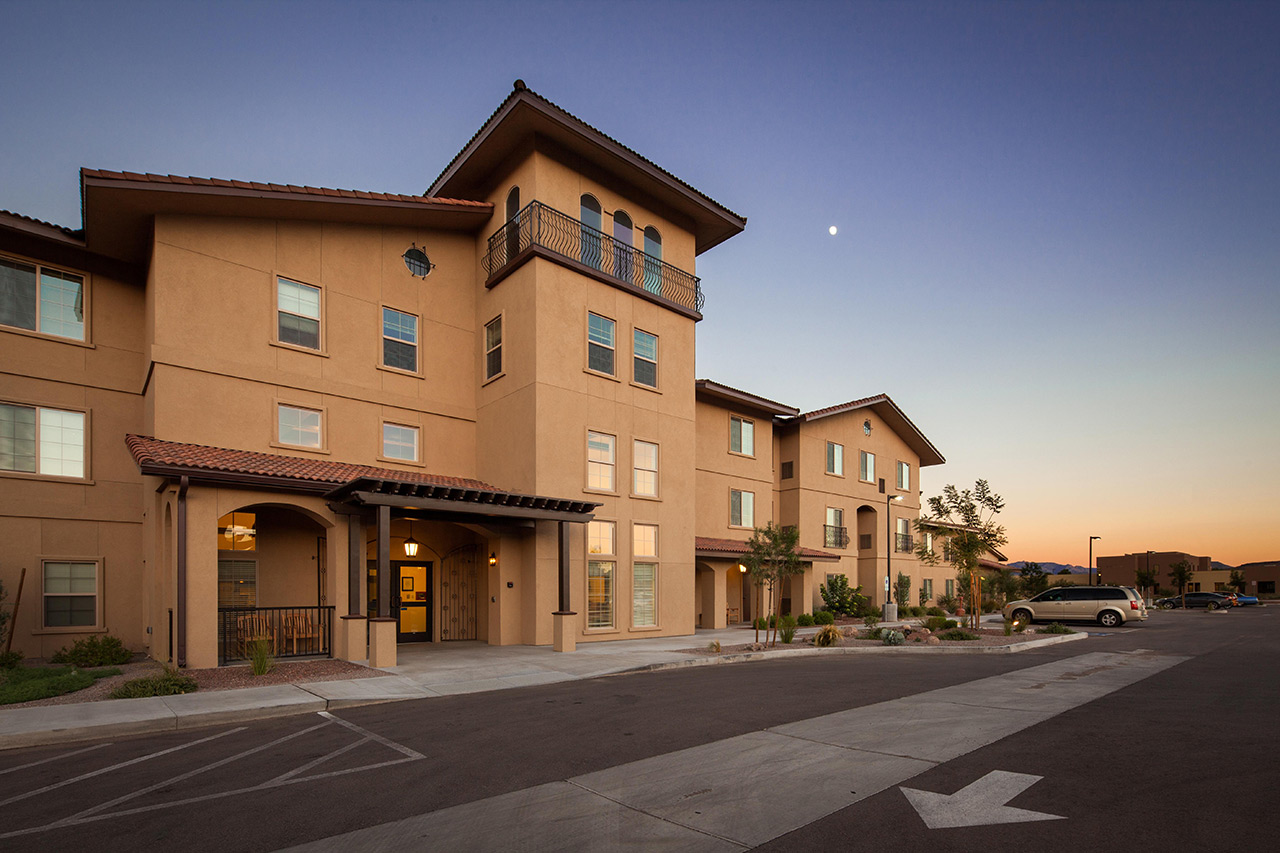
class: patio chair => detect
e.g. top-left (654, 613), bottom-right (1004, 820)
top-left (284, 613), bottom-right (321, 655)
top-left (237, 613), bottom-right (275, 657)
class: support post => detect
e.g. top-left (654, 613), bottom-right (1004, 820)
top-left (553, 521), bottom-right (576, 652)
top-left (348, 513), bottom-right (363, 616)
top-left (377, 505), bottom-right (390, 618)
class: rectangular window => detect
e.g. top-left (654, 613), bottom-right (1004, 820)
top-left (0, 403), bottom-right (85, 478)
top-left (218, 512), bottom-right (257, 551)
top-left (382, 307), bottom-right (418, 371)
top-left (484, 315), bottom-right (503, 380)
top-left (897, 461), bottom-right (911, 491)
top-left (382, 423), bottom-right (419, 462)
top-left (826, 442), bottom-right (844, 475)
top-left (945, 578), bottom-right (955, 598)
top-left (633, 329), bottom-right (658, 388)
top-left (730, 415), bottom-right (754, 456)
top-left (218, 559), bottom-right (257, 608)
top-left (633, 562), bottom-right (657, 628)
top-left (633, 523), bottom-right (658, 558)
top-left (277, 277), bottom-right (321, 349)
top-left (587, 520), bottom-right (616, 556)
top-left (587, 431), bottom-right (616, 491)
top-left (588, 561), bottom-right (615, 628)
top-left (43, 561), bottom-right (97, 627)
top-left (923, 578), bottom-right (934, 600)
top-left (860, 450), bottom-right (875, 482)
top-left (0, 256), bottom-right (86, 341)
top-left (896, 518), bottom-right (913, 552)
top-left (825, 507), bottom-right (847, 548)
top-left (924, 532), bottom-right (934, 554)
top-left (278, 404), bottom-right (322, 448)
top-left (633, 440), bottom-right (658, 497)
top-left (587, 312), bottom-right (615, 375)
top-left (859, 533), bottom-right (872, 550)
top-left (730, 489), bottom-right (755, 528)
top-left (780, 460), bottom-right (793, 480)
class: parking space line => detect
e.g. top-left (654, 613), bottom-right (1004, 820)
top-left (266, 735), bottom-right (369, 785)
top-left (0, 743), bottom-right (110, 777)
top-left (0, 727), bottom-right (245, 808)
top-left (319, 711), bottom-right (425, 759)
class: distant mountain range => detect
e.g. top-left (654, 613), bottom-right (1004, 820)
top-left (1009, 560), bottom-right (1238, 573)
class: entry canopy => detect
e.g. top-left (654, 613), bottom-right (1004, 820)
top-left (327, 475), bottom-right (599, 523)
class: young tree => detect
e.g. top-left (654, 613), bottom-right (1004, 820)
top-left (1134, 565), bottom-right (1157, 600)
top-left (1019, 562), bottom-right (1048, 596)
top-left (745, 523), bottom-right (803, 647)
top-left (1228, 569), bottom-right (1247, 594)
top-left (894, 572), bottom-right (911, 609)
top-left (1168, 559), bottom-right (1195, 608)
top-left (994, 568), bottom-right (1022, 604)
top-left (915, 480), bottom-right (1008, 630)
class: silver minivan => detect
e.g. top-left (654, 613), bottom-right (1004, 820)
top-left (1004, 585), bottom-right (1148, 628)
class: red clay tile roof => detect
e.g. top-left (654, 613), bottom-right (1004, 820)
top-left (795, 394), bottom-right (885, 421)
top-left (82, 169), bottom-right (491, 209)
top-left (126, 435), bottom-right (498, 491)
top-left (695, 536), bottom-right (840, 562)
top-left (694, 379), bottom-right (799, 417)
top-left (0, 208), bottom-right (83, 238)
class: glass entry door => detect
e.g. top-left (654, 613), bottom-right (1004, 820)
top-left (394, 563), bottom-right (432, 643)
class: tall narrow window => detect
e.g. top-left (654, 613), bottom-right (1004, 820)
top-left (860, 450), bottom-right (875, 482)
top-left (730, 415), bottom-right (754, 456)
top-left (945, 578), bottom-right (955, 598)
top-left (580, 195), bottom-right (603, 270)
top-left (505, 186), bottom-right (520, 261)
top-left (896, 518), bottom-right (912, 553)
top-left (730, 489), bottom-right (755, 528)
top-left (0, 403), bottom-right (85, 478)
top-left (484, 315), bottom-right (503, 380)
top-left (587, 313), bottom-right (615, 375)
top-left (642, 226), bottom-right (662, 295)
top-left (612, 210), bottom-right (633, 283)
top-left (633, 440), bottom-right (658, 497)
top-left (633, 329), bottom-right (658, 388)
top-left (278, 404), bottom-right (322, 448)
top-left (825, 507), bottom-right (846, 548)
top-left (382, 423), bottom-right (419, 462)
top-left (633, 523), bottom-right (658, 628)
top-left (587, 519), bottom-right (616, 629)
top-left (277, 277), bottom-right (321, 350)
top-left (923, 578), bottom-right (934, 600)
top-left (897, 461), bottom-right (911, 490)
top-left (826, 442), bottom-right (844, 475)
top-left (43, 561), bottom-right (97, 627)
top-left (587, 431), bottom-right (615, 491)
top-left (218, 559), bottom-right (257, 608)
top-left (0, 256), bottom-right (86, 341)
top-left (382, 307), bottom-right (418, 371)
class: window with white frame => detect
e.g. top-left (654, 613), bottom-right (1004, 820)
top-left (633, 440), bottom-right (658, 497)
top-left (633, 523), bottom-right (658, 627)
top-left (382, 307), bottom-right (418, 371)
top-left (897, 461), bottom-right (911, 490)
top-left (588, 519), bottom-right (616, 556)
top-left (945, 578), bottom-right (955, 598)
top-left (484, 315), bottom-right (503, 380)
top-left (896, 517), bottom-right (912, 552)
top-left (826, 441), bottom-right (844, 475)
top-left (860, 450), bottom-right (875, 482)
top-left (587, 519), bottom-right (616, 629)
top-left (382, 423), bottom-right (419, 462)
top-left (923, 578), bottom-right (934, 600)
top-left (587, 312), bottom-right (615, 375)
top-left (0, 402), bottom-right (85, 478)
top-left (633, 329), bottom-right (657, 387)
top-left (924, 532), bottom-right (934, 554)
top-left (730, 488), bottom-right (755, 528)
top-left (277, 277), bottom-right (321, 349)
top-left (43, 560), bottom-right (97, 627)
top-left (730, 415), bottom-right (754, 456)
top-left (825, 506), bottom-right (846, 548)
top-left (587, 431), bottom-right (615, 491)
top-left (278, 404), bottom-right (322, 448)
top-left (1, 256), bottom-right (86, 341)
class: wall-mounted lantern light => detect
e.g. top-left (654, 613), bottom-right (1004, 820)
top-left (738, 564), bottom-right (747, 573)
top-left (404, 521), bottom-right (420, 558)
top-left (489, 552), bottom-right (498, 567)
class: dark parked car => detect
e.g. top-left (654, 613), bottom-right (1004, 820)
top-left (1154, 592), bottom-right (1233, 610)
top-left (1230, 591), bottom-right (1259, 606)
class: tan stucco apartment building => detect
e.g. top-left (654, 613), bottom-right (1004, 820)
top-left (1, 83), bottom-right (945, 668)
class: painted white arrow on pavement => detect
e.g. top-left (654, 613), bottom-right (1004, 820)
top-left (901, 770), bottom-right (1065, 829)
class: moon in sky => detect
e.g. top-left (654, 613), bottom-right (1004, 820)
top-left (828, 225), bottom-right (838, 236)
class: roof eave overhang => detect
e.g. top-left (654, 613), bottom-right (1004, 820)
top-left (326, 477), bottom-right (600, 523)
top-left (137, 461), bottom-right (334, 495)
top-left (694, 547), bottom-right (841, 563)
top-left (428, 90), bottom-right (745, 255)
top-left (783, 396), bottom-right (945, 467)
top-left (695, 380), bottom-right (799, 417)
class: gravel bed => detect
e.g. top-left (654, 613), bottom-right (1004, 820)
top-left (683, 626), bottom-right (1062, 655)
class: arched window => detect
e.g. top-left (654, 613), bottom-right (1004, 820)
top-left (642, 226), bottom-right (662, 295)
top-left (580, 194), bottom-right (603, 270)
top-left (613, 210), bottom-right (634, 284)
top-left (505, 187), bottom-right (520, 260)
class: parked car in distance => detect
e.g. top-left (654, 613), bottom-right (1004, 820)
top-left (1004, 585), bottom-right (1147, 628)
top-left (1229, 591), bottom-right (1259, 606)
top-left (1154, 592), bottom-right (1234, 610)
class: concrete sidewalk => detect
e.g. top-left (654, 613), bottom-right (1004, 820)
top-left (0, 618), bottom-right (1086, 751)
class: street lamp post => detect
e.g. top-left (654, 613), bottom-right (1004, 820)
top-left (1089, 535), bottom-right (1101, 585)
top-left (884, 494), bottom-right (904, 622)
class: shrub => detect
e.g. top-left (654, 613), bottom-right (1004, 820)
top-left (707, 639), bottom-right (721, 653)
top-left (50, 634), bottom-right (133, 667)
top-left (779, 614), bottom-right (798, 644)
top-left (108, 669), bottom-right (198, 699)
top-left (814, 610), bottom-right (835, 625)
top-left (1003, 618), bottom-right (1014, 636)
top-left (249, 638), bottom-right (274, 676)
top-left (819, 574), bottom-right (867, 616)
top-left (796, 613), bottom-right (815, 627)
top-left (814, 625), bottom-right (842, 647)
top-left (752, 614), bottom-right (778, 630)
top-left (909, 605), bottom-right (924, 617)
top-left (981, 598), bottom-right (999, 613)
top-left (0, 650), bottom-right (23, 670)
top-left (925, 616), bottom-right (958, 632)
top-left (926, 606), bottom-right (946, 617)
top-left (0, 666), bottom-right (121, 705)
top-left (939, 628), bottom-right (979, 641)
top-left (864, 626), bottom-right (884, 640)
top-left (863, 613), bottom-right (881, 629)
top-left (1037, 622), bottom-right (1076, 635)
top-left (882, 629), bottom-right (905, 646)
top-left (936, 594), bottom-right (958, 612)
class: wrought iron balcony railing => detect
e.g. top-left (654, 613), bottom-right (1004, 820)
top-left (217, 605), bottom-right (334, 666)
top-left (484, 201), bottom-right (704, 313)
top-left (824, 525), bottom-right (850, 549)
top-left (896, 533), bottom-right (914, 553)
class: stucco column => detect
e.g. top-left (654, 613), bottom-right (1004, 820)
top-left (712, 566), bottom-right (728, 628)
top-left (793, 567), bottom-right (814, 616)
top-left (337, 615), bottom-right (367, 661)
top-left (368, 617), bottom-right (397, 667)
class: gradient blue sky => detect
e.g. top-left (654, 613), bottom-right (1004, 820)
top-left (3, 1), bottom-right (1276, 565)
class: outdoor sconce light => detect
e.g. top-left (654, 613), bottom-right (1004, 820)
top-left (489, 552), bottom-right (498, 567)
top-left (738, 564), bottom-right (747, 573)
top-left (404, 521), bottom-right (420, 558)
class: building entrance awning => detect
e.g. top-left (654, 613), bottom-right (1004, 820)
top-left (325, 476), bottom-right (598, 523)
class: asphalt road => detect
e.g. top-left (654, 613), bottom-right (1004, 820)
top-left (0, 608), bottom-right (1272, 852)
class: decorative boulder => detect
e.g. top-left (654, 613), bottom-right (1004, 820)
top-left (927, 636), bottom-right (941, 646)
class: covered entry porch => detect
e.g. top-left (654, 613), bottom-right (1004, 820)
top-left (693, 536), bottom-right (840, 629)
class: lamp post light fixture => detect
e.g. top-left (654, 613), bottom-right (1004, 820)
top-left (884, 494), bottom-right (904, 621)
top-left (1089, 535), bottom-right (1101, 585)
top-left (403, 521), bottom-right (420, 558)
